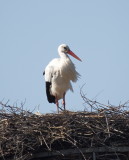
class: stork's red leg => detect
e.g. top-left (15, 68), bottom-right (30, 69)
top-left (62, 92), bottom-right (66, 110)
top-left (55, 96), bottom-right (59, 113)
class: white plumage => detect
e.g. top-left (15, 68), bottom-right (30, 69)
top-left (44, 44), bottom-right (81, 112)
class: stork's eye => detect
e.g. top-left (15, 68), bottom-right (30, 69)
top-left (64, 47), bottom-right (67, 50)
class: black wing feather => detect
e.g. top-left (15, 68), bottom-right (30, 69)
top-left (46, 82), bottom-right (55, 103)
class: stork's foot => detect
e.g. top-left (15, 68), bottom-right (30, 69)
top-left (62, 100), bottom-right (66, 110)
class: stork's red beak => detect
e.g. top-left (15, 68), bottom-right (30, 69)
top-left (68, 50), bottom-right (82, 61)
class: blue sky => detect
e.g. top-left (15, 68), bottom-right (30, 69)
top-left (0, 0), bottom-right (129, 113)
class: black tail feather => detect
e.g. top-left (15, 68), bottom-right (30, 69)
top-left (46, 82), bottom-right (55, 103)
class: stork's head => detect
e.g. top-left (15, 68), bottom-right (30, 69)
top-left (58, 44), bottom-right (82, 61)
top-left (58, 44), bottom-right (70, 53)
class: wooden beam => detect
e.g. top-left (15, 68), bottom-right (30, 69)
top-left (93, 152), bottom-right (96, 160)
top-left (31, 146), bottom-right (129, 159)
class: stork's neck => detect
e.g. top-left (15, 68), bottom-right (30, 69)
top-left (59, 51), bottom-right (70, 61)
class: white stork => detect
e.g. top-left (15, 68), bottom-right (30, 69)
top-left (43, 44), bottom-right (82, 113)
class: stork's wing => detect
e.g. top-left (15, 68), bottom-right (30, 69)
top-left (44, 65), bottom-right (55, 104)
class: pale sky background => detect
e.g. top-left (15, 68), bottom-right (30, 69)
top-left (0, 0), bottom-right (129, 113)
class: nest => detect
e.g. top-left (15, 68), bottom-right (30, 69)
top-left (0, 95), bottom-right (129, 160)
